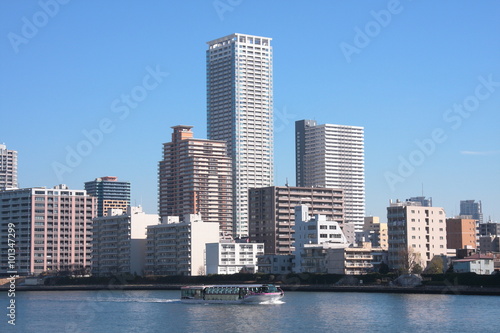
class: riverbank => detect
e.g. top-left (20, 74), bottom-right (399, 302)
top-left (2, 283), bottom-right (500, 296)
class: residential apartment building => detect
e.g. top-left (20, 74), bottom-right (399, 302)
top-left (0, 144), bottom-right (18, 190)
top-left (387, 200), bottom-right (447, 270)
top-left (92, 206), bottom-right (158, 276)
top-left (0, 185), bottom-right (95, 275)
top-left (145, 214), bottom-right (219, 276)
top-left (256, 255), bottom-right (293, 274)
top-left (293, 205), bottom-right (349, 273)
top-left (326, 241), bottom-right (374, 275)
top-left (206, 33), bottom-right (274, 237)
top-left (446, 217), bottom-right (477, 250)
top-left (460, 199), bottom-right (483, 224)
top-left (158, 125), bottom-right (233, 235)
top-left (478, 221), bottom-right (500, 236)
top-left (84, 176), bottom-right (130, 217)
top-left (248, 186), bottom-right (344, 255)
top-left (295, 120), bottom-right (365, 232)
top-left (206, 241), bottom-right (265, 275)
top-left (362, 216), bottom-right (388, 250)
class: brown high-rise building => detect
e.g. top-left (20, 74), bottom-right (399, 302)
top-left (446, 218), bottom-right (477, 250)
top-left (248, 186), bottom-right (344, 255)
top-left (158, 125), bottom-right (233, 235)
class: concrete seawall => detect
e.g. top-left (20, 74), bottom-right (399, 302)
top-left (2, 284), bottom-right (500, 296)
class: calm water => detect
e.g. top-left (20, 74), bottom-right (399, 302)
top-left (2, 289), bottom-right (500, 332)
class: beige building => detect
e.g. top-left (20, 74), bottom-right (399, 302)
top-left (362, 216), bottom-right (388, 250)
top-left (249, 186), bottom-right (344, 255)
top-left (92, 206), bottom-right (158, 276)
top-left (145, 214), bottom-right (219, 276)
top-left (326, 241), bottom-right (374, 275)
top-left (387, 200), bottom-right (447, 270)
top-left (0, 185), bottom-right (95, 275)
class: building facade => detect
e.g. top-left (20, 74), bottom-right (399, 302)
top-left (446, 217), bottom-right (477, 250)
top-left (460, 200), bottom-right (483, 224)
top-left (92, 206), bottom-right (158, 276)
top-left (206, 33), bottom-right (274, 237)
top-left (362, 216), bottom-right (388, 250)
top-left (158, 125), bottom-right (233, 235)
top-left (453, 253), bottom-right (494, 275)
top-left (293, 205), bottom-right (349, 273)
top-left (0, 185), bottom-right (95, 275)
top-left (0, 144), bottom-right (18, 190)
top-left (145, 214), bottom-right (219, 276)
top-left (387, 200), bottom-right (447, 270)
top-left (205, 241), bottom-right (265, 275)
top-left (295, 120), bottom-right (365, 232)
top-left (84, 176), bottom-right (130, 217)
top-left (248, 186), bottom-right (344, 255)
top-left (256, 254), bottom-right (293, 274)
top-left (325, 242), bottom-right (374, 275)
top-left (478, 221), bottom-right (500, 236)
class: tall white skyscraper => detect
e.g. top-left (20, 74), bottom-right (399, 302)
top-left (206, 33), bottom-right (274, 237)
top-left (295, 120), bottom-right (365, 232)
top-left (0, 143), bottom-right (18, 190)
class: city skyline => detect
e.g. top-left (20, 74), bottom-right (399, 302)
top-left (1, 1), bottom-right (499, 222)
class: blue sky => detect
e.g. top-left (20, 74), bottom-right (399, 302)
top-left (1, 0), bottom-right (499, 222)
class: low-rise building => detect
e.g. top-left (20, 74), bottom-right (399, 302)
top-left (92, 206), bottom-right (158, 276)
top-left (293, 205), bottom-right (349, 273)
top-left (145, 214), bottom-right (219, 276)
top-left (453, 253), bottom-right (494, 275)
top-left (479, 235), bottom-right (500, 253)
top-left (256, 255), bottom-right (293, 274)
top-left (206, 241), bottom-right (265, 275)
top-left (326, 241), bottom-right (374, 275)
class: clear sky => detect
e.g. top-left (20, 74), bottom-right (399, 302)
top-left (1, 0), bottom-right (499, 222)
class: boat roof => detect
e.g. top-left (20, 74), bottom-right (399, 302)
top-left (181, 284), bottom-right (279, 289)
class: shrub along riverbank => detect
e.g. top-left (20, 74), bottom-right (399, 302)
top-left (38, 271), bottom-right (500, 289)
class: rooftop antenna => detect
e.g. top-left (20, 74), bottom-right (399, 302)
top-left (421, 183), bottom-right (424, 197)
top-left (285, 177), bottom-right (289, 187)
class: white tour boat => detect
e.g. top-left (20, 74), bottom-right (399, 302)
top-left (180, 284), bottom-right (284, 304)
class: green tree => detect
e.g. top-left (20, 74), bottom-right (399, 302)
top-left (424, 256), bottom-right (444, 274)
top-left (379, 261), bottom-right (390, 274)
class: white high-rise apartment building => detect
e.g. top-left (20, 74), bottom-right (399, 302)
top-left (0, 144), bottom-right (18, 190)
top-left (206, 33), bottom-right (274, 238)
top-left (295, 120), bottom-right (365, 232)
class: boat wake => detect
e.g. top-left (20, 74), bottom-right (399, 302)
top-left (258, 299), bottom-right (285, 305)
top-left (96, 298), bottom-right (180, 303)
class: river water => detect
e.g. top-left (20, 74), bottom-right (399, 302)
top-left (3, 289), bottom-right (500, 332)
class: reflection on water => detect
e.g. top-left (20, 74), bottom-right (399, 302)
top-left (7, 290), bottom-right (500, 333)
